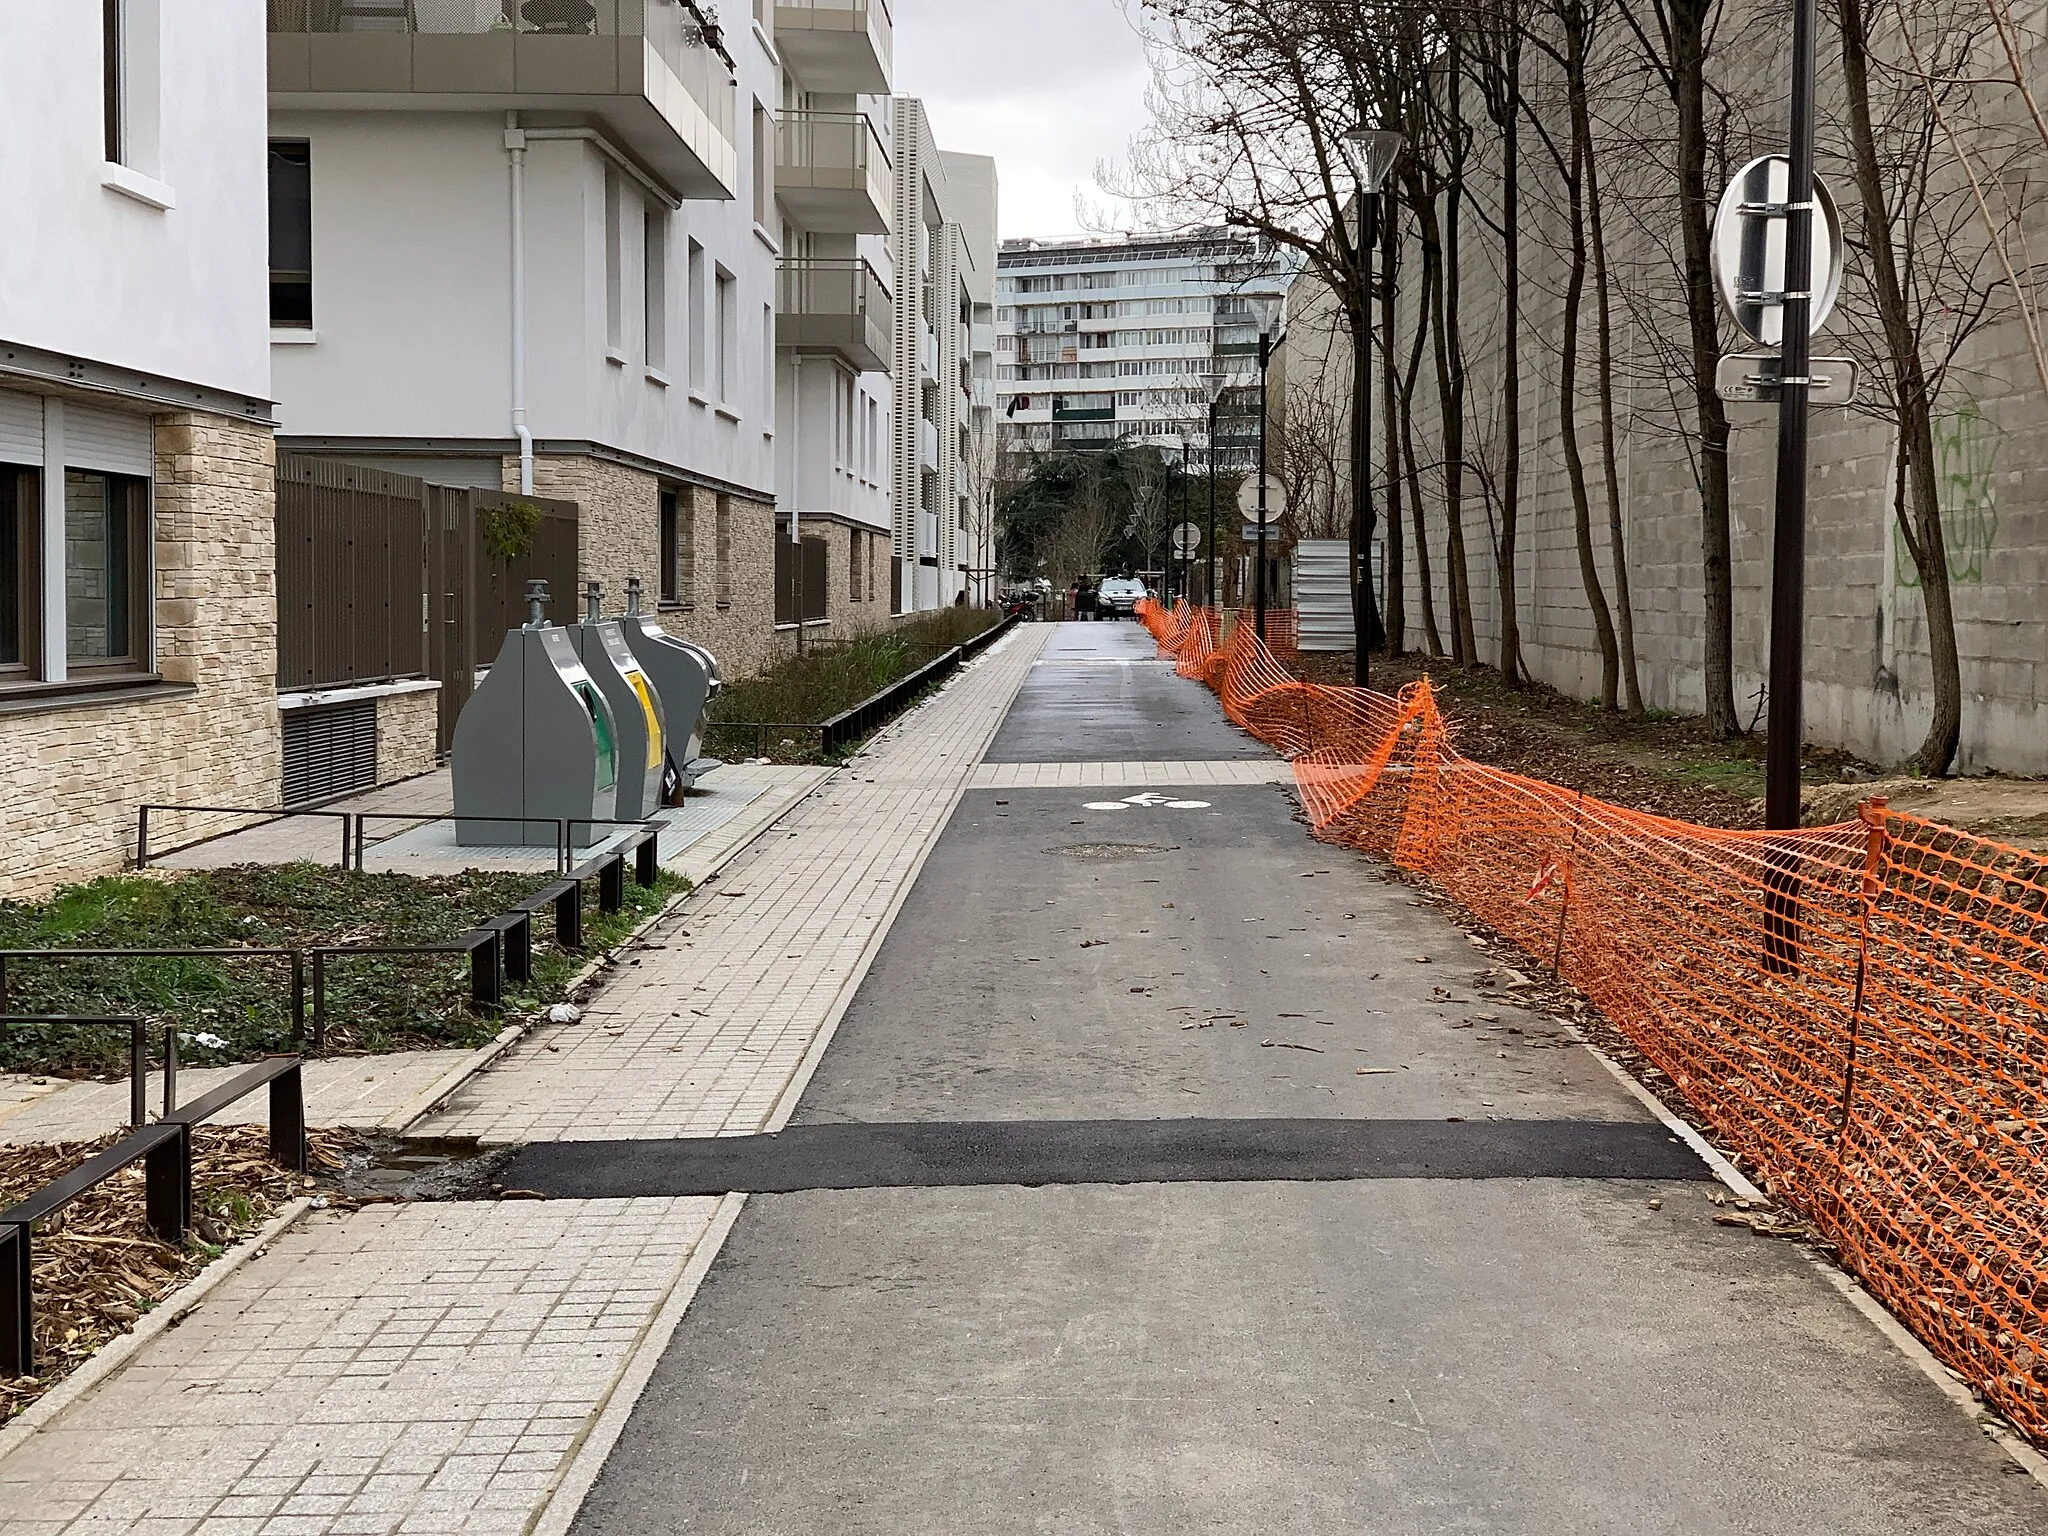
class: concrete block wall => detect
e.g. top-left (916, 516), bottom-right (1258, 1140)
top-left (0, 411), bottom-right (280, 900)
top-left (1366, 3), bottom-right (2048, 774)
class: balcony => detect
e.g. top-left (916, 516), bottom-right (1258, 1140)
top-left (777, 258), bottom-right (892, 373)
top-left (776, 110), bottom-right (890, 234)
top-left (773, 0), bottom-right (891, 94)
top-left (267, 0), bottom-right (739, 200)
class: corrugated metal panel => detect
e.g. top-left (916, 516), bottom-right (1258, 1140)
top-left (1295, 539), bottom-right (1352, 652)
top-left (63, 402), bottom-right (154, 477)
top-left (0, 389), bottom-right (42, 463)
top-left (282, 699), bottom-right (378, 806)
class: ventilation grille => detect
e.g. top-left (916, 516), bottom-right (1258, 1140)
top-left (282, 699), bottom-right (377, 807)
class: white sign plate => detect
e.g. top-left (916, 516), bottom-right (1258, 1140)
top-left (1170, 521), bottom-right (1202, 557)
top-left (1236, 474), bottom-right (1287, 523)
top-left (1711, 155), bottom-right (1845, 347)
top-left (1715, 352), bottom-right (1858, 406)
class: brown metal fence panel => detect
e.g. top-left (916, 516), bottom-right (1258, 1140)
top-left (276, 455), bottom-right (428, 691)
top-left (775, 534), bottom-right (830, 626)
top-left (280, 458), bottom-right (578, 756)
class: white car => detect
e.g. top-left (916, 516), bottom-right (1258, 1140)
top-left (1096, 578), bottom-right (1148, 619)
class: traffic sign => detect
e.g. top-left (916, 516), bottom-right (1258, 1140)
top-left (1711, 154), bottom-right (1844, 347)
top-left (1715, 351), bottom-right (1858, 406)
top-left (1170, 521), bottom-right (1201, 557)
top-left (1236, 474), bottom-right (1286, 523)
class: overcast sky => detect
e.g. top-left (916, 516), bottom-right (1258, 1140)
top-left (889, 0), bottom-right (1155, 241)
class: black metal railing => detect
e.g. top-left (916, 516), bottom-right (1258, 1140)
top-left (1, 1054), bottom-right (307, 1378)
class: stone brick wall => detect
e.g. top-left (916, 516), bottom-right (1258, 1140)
top-left (1347, 5), bottom-right (2048, 775)
top-left (816, 521), bottom-right (901, 641)
top-left (507, 454), bottom-right (782, 681)
top-left (374, 685), bottom-right (441, 782)
top-left (0, 410), bottom-right (279, 900)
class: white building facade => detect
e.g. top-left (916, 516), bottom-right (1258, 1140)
top-left (266, 2), bottom-right (789, 673)
top-left (0, 0), bottom-right (279, 896)
top-left (889, 101), bottom-right (996, 612)
top-left (995, 230), bottom-right (1295, 457)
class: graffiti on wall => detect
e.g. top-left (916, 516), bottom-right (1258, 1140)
top-left (1895, 403), bottom-right (2000, 587)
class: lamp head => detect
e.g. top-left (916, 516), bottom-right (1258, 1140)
top-left (1345, 127), bottom-right (1407, 194)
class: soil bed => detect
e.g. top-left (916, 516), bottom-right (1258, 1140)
top-left (0, 864), bottom-right (681, 1076)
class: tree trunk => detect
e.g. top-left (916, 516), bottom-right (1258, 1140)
top-left (1838, 0), bottom-right (1963, 774)
top-left (1670, 0), bottom-right (1741, 735)
top-left (1420, 104), bottom-right (1479, 667)
top-left (1492, 29), bottom-right (1526, 685)
top-left (1585, 86), bottom-right (1645, 715)
top-left (1399, 213), bottom-right (1445, 658)
top-left (1381, 198), bottom-right (1405, 657)
top-left (1557, 7), bottom-right (1621, 707)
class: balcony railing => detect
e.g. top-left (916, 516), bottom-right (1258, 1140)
top-left (269, 0), bottom-right (737, 185)
top-left (776, 109), bottom-right (891, 235)
top-left (777, 258), bottom-right (892, 373)
top-left (773, 0), bottom-right (892, 93)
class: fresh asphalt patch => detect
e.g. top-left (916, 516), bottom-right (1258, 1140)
top-left (495, 1116), bottom-right (1711, 1196)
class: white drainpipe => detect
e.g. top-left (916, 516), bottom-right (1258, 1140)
top-left (506, 111), bottom-right (533, 496)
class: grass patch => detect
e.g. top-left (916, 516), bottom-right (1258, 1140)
top-left (707, 608), bottom-right (1000, 763)
top-left (0, 864), bottom-right (682, 1076)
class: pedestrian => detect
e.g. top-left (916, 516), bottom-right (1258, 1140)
top-left (1078, 580), bottom-right (1098, 621)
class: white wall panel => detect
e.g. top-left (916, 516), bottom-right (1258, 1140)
top-left (0, 388), bottom-right (43, 463)
top-left (63, 401), bottom-right (155, 477)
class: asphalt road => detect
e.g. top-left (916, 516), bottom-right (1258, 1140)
top-left (566, 622), bottom-right (2048, 1535)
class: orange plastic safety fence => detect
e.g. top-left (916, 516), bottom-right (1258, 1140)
top-left (1148, 611), bottom-right (2048, 1444)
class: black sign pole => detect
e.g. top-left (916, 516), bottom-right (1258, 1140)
top-left (1763, 0), bottom-right (1819, 969)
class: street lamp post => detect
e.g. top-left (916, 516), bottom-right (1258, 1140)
top-left (1201, 372), bottom-right (1229, 611)
top-left (1343, 126), bottom-right (1406, 689)
top-left (1253, 300), bottom-right (1288, 644)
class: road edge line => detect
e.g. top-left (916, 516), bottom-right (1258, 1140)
top-left (527, 1190), bottom-right (748, 1536)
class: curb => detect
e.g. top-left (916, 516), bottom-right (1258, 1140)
top-left (1580, 1038), bottom-right (2048, 1491)
top-left (0, 1195), bottom-right (315, 1462)
top-left (528, 1191), bottom-right (747, 1536)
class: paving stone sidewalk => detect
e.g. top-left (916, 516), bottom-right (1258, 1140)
top-left (418, 625), bottom-right (1049, 1144)
top-left (0, 1199), bottom-right (722, 1536)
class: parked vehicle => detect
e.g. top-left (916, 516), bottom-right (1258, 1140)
top-left (1096, 577), bottom-right (1149, 619)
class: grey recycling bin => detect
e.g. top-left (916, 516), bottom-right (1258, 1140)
top-left (571, 582), bottom-right (667, 822)
top-left (620, 577), bottom-right (718, 790)
top-left (451, 581), bottom-right (620, 847)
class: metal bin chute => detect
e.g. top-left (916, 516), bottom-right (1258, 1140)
top-left (619, 577), bottom-right (719, 790)
top-left (571, 582), bottom-right (667, 823)
top-left (451, 581), bottom-right (620, 847)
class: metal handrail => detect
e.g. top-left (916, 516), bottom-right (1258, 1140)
top-left (0, 1054), bottom-right (306, 1378)
top-left (0, 1016), bottom-right (149, 1128)
top-left (137, 803), bottom-right (353, 871)
top-left (0, 951), bottom-right (307, 1042)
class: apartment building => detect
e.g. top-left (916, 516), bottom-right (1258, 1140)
top-left (266, 2), bottom-right (785, 675)
top-left (995, 230), bottom-right (1295, 457)
top-left (0, 0), bottom-right (278, 897)
top-left (889, 101), bottom-right (997, 611)
top-left (769, 0), bottom-right (896, 635)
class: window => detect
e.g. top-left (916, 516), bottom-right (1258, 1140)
top-left (64, 470), bottom-right (146, 667)
top-left (714, 494), bottom-right (732, 606)
top-left (849, 526), bottom-right (861, 602)
top-left (643, 205), bottom-right (667, 371)
top-left (658, 490), bottom-right (680, 604)
top-left (687, 240), bottom-right (708, 392)
top-left (268, 141), bottom-right (312, 328)
top-left (604, 168), bottom-right (624, 356)
top-left (0, 466), bottom-right (38, 674)
top-left (103, 0), bottom-right (124, 163)
top-left (715, 268), bottom-right (737, 403)
top-left (752, 102), bottom-right (772, 227)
